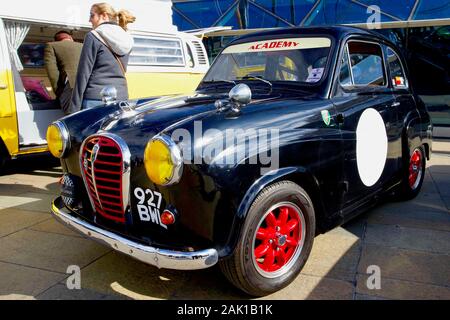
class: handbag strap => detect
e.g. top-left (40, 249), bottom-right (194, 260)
top-left (91, 30), bottom-right (126, 76)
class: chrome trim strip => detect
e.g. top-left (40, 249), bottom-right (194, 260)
top-left (79, 133), bottom-right (132, 213)
top-left (98, 133), bottom-right (132, 213)
top-left (51, 199), bottom-right (218, 270)
top-left (90, 143), bottom-right (103, 210)
top-left (80, 137), bottom-right (98, 212)
top-left (346, 44), bottom-right (355, 86)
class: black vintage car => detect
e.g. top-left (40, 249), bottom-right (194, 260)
top-left (48, 26), bottom-right (432, 296)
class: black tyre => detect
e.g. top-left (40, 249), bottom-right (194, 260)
top-left (220, 181), bottom-right (316, 296)
top-left (398, 146), bottom-right (426, 200)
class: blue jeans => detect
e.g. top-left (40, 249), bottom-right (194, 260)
top-left (82, 99), bottom-right (103, 110)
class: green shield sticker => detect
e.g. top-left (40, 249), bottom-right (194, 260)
top-left (321, 110), bottom-right (331, 126)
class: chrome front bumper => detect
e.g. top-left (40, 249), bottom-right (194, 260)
top-left (51, 198), bottom-right (218, 270)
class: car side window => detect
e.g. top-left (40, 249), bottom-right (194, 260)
top-left (341, 41), bottom-right (386, 88)
top-left (386, 47), bottom-right (408, 89)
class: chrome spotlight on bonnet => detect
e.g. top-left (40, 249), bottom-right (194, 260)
top-left (101, 86), bottom-right (118, 105)
top-left (228, 83), bottom-right (252, 115)
top-left (229, 83), bottom-right (252, 107)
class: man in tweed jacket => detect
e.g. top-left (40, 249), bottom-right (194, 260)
top-left (44, 31), bottom-right (83, 114)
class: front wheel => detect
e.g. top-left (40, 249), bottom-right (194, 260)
top-left (397, 146), bottom-right (426, 200)
top-left (220, 181), bottom-right (316, 296)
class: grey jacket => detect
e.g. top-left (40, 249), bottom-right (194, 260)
top-left (70, 22), bottom-right (134, 113)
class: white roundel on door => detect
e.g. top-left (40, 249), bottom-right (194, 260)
top-left (356, 108), bottom-right (388, 187)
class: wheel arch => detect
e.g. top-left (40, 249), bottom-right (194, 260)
top-left (402, 112), bottom-right (422, 156)
top-left (220, 166), bottom-right (326, 258)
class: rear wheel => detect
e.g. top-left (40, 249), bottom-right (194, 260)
top-left (220, 181), bottom-right (315, 296)
top-left (398, 146), bottom-right (426, 200)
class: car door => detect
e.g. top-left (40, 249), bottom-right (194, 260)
top-left (332, 39), bottom-right (399, 211)
top-left (385, 45), bottom-right (417, 133)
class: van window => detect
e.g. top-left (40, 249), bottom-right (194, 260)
top-left (186, 43), bottom-right (195, 68)
top-left (346, 41), bottom-right (386, 87)
top-left (386, 47), bottom-right (408, 88)
top-left (129, 36), bottom-right (185, 66)
top-left (18, 42), bottom-right (54, 101)
top-left (19, 44), bottom-right (45, 68)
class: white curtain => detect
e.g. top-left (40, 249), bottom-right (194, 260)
top-left (4, 21), bottom-right (30, 72)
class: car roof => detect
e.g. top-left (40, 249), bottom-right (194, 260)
top-left (229, 25), bottom-right (388, 45)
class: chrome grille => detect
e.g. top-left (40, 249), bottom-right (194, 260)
top-left (80, 135), bottom-right (130, 224)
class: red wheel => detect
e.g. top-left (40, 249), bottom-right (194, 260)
top-left (397, 146), bottom-right (426, 200)
top-left (408, 149), bottom-right (423, 190)
top-left (220, 181), bottom-right (315, 296)
top-left (252, 202), bottom-right (305, 277)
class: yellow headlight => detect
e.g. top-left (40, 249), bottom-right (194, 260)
top-left (144, 136), bottom-right (183, 186)
top-left (46, 122), bottom-right (69, 158)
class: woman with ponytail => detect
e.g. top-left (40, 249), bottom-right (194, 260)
top-left (70, 2), bottom-right (136, 113)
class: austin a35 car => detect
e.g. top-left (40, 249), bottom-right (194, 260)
top-left (48, 26), bottom-right (432, 296)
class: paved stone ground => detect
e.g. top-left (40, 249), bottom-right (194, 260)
top-left (0, 145), bottom-right (449, 300)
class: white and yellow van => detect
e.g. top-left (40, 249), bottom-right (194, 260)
top-left (0, 0), bottom-right (209, 170)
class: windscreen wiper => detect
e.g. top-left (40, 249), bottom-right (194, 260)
top-left (240, 75), bottom-right (273, 94)
top-left (202, 79), bottom-right (237, 86)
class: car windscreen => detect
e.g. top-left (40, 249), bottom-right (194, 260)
top-left (203, 37), bottom-right (332, 84)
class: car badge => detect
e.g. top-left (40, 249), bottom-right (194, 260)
top-left (321, 110), bottom-right (331, 126)
top-left (83, 154), bottom-right (89, 171)
top-left (91, 143), bottom-right (100, 164)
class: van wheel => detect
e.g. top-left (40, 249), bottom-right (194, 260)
top-left (220, 181), bottom-right (315, 296)
top-left (397, 146), bottom-right (426, 200)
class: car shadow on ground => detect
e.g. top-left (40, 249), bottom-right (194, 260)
top-left (2, 154), bottom-right (61, 177)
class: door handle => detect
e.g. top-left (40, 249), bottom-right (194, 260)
top-left (336, 113), bottom-right (345, 124)
top-left (0, 83), bottom-right (7, 90)
top-left (389, 102), bottom-right (400, 108)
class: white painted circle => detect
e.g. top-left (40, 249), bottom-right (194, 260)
top-left (356, 108), bottom-right (388, 187)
